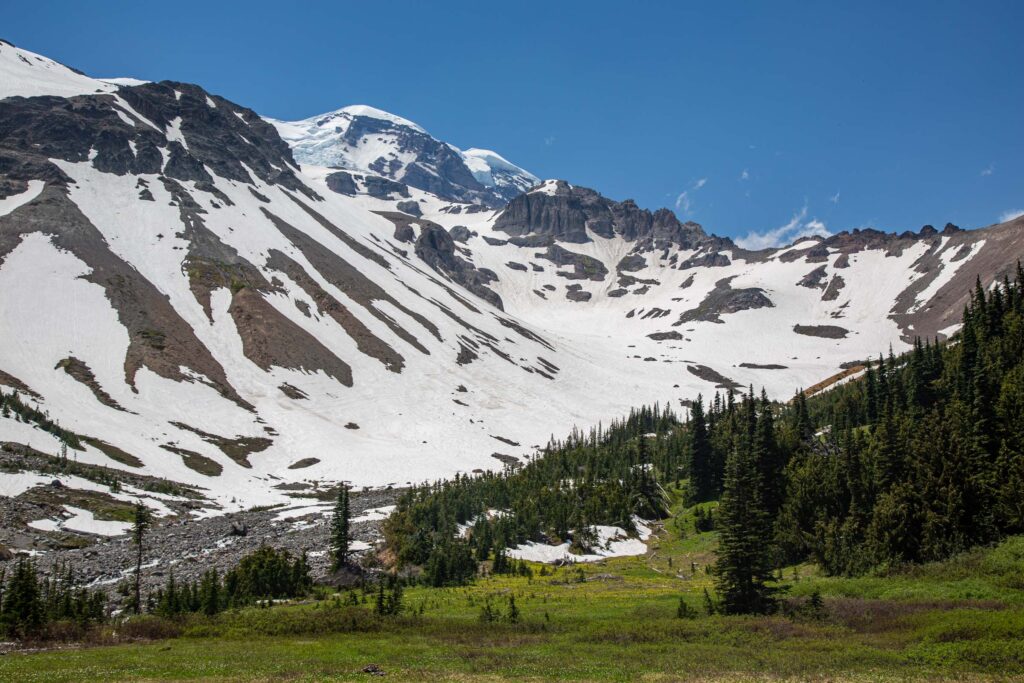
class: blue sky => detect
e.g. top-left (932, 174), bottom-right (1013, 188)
top-left (5, 1), bottom-right (1022, 245)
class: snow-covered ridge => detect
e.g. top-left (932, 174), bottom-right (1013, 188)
top-left (0, 40), bottom-right (140, 99)
top-left (268, 104), bottom-right (536, 207)
top-left (461, 148), bottom-right (540, 194)
top-left (332, 104), bottom-right (427, 132)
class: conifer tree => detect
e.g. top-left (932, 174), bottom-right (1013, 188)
top-left (689, 395), bottom-right (714, 501)
top-left (130, 503), bottom-right (151, 614)
top-left (714, 438), bottom-right (775, 614)
top-left (330, 484), bottom-right (351, 571)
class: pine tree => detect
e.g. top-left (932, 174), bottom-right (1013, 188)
top-left (330, 484), bottom-right (351, 571)
top-left (0, 559), bottom-right (41, 636)
top-left (506, 595), bottom-right (519, 624)
top-left (689, 395), bottom-right (714, 501)
top-left (130, 503), bottom-right (151, 614)
top-left (714, 441), bottom-right (776, 614)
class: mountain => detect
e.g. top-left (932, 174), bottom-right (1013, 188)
top-left (1, 42), bottom-right (1022, 514)
top-left (0, 39), bottom-right (144, 98)
top-left (268, 106), bottom-right (538, 207)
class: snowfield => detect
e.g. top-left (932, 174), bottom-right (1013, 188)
top-left (507, 518), bottom-right (653, 564)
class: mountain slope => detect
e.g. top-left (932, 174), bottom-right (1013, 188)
top-left (269, 105), bottom-right (538, 207)
top-left (0, 45), bottom-right (1021, 514)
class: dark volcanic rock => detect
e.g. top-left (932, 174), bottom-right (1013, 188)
top-left (676, 277), bottom-right (773, 325)
top-left (687, 364), bottom-right (742, 390)
top-left (616, 254), bottom-right (647, 272)
top-left (0, 81), bottom-right (315, 199)
top-left (493, 181), bottom-right (715, 250)
top-left (449, 225), bottom-right (474, 243)
top-left (414, 224), bottom-right (503, 309)
top-left (393, 224), bottom-right (414, 243)
top-left (793, 324), bottom-right (849, 339)
top-left (534, 245), bottom-right (608, 281)
top-left (565, 284), bottom-right (592, 302)
top-left (822, 275), bottom-right (846, 301)
top-left (362, 175), bottom-right (410, 200)
top-left (325, 171), bottom-right (358, 195)
top-left (680, 252), bottom-right (731, 270)
top-left (798, 265), bottom-right (829, 289)
top-left (396, 199), bottom-right (422, 217)
top-left (647, 331), bottom-right (683, 341)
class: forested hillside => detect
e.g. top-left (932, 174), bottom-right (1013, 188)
top-left (384, 266), bottom-right (1024, 592)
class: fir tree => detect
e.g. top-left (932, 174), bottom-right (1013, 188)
top-left (130, 503), bottom-right (151, 614)
top-left (689, 395), bottom-right (715, 501)
top-left (330, 484), bottom-right (351, 571)
top-left (714, 437), bottom-right (776, 614)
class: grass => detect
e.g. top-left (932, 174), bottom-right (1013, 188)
top-left (2, 502), bottom-right (1023, 682)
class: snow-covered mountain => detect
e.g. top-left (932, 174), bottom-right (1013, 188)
top-left (268, 106), bottom-right (538, 208)
top-left (1, 42), bottom-right (1021, 514)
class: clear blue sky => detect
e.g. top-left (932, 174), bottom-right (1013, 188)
top-left (5, 1), bottom-right (1022, 244)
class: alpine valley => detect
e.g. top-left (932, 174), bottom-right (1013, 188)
top-left (4, 22), bottom-right (1024, 682)
top-left (0, 38), bottom-right (1021, 517)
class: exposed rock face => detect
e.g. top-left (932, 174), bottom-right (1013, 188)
top-left (325, 171), bottom-right (357, 195)
top-left (414, 224), bottom-right (503, 310)
top-left (362, 175), bottom-right (410, 200)
top-left (617, 254), bottom-right (647, 272)
top-left (687, 364), bottom-right (742, 390)
top-left (794, 324), bottom-right (849, 339)
top-left (396, 199), bottom-right (422, 217)
top-left (55, 357), bottom-right (127, 412)
top-left (822, 275), bottom-right (846, 301)
top-left (565, 284), bottom-right (592, 302)
top-left (0, 185), bottom-right (252, 410)
top-left (798, 265), bottom-right (829, 289)
top-left (493, 181), bottom-right (714, 250)
top-left (680, 251), bottom-right (731, 270)
top-left (534, 245), bottom-right (609, 281)
top-left (676, 277), bottom-right (773, 325)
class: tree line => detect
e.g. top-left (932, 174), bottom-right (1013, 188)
top-left (383, 403), bottom-right (683, 586)
top-left (0, 545), bottom-right (313, 638)
top-left (380, 268), bottom-right (1024, 614)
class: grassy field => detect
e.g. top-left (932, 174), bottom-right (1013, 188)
top-left (3, 498), bottom-right (1023, 682)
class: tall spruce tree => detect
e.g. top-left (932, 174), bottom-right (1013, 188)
top-left (714, 423), bottom-right (776, 614)
top-left (689, 395), bottom-right (715, 501)
top-left (330, 484), bottom-right (351, 571)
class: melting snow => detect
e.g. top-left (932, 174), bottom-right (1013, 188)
top-left (29, 505), bottom-right (132, 537)
top-left (506, 517), bottom-right (653, 564)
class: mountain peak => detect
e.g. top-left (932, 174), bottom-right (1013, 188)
top-left (268, 104), bottom-right (535, 208)
top-left (324, 104), bottom-right (427, 133)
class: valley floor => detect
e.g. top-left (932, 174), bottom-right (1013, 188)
top-left (2, 508), bottom-right (1023, 682)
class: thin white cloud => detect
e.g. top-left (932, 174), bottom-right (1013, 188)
top-left (735, 205), bottom-right (832, 250)
top-left (674, 178), bottom-right (707, 215)
top-left (830, 191), bottom-right (840, 204)
top-left (544, 135), bottom-right (556, 146)
top-left (981, 164), bottom-right (994, 177)
top-left (999, 209), bottom-right (1024, 223)
top-left (740, 169), bottom-right (750, 181)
